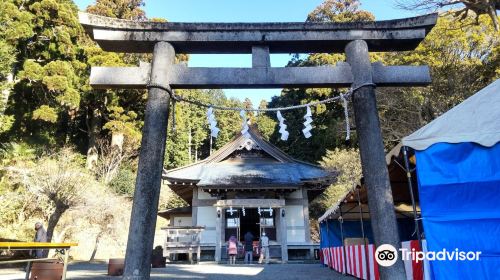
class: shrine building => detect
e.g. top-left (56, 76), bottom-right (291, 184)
top-left (159, 127), bottom-right (335, 262)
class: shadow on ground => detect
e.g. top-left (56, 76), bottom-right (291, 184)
top-left (0, 262), bottom-right (351, 280)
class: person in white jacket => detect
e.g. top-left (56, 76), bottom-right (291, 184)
top-left (258, 232), bottom-right (269, 264)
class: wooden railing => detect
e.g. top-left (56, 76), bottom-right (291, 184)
top-left (162, 226), bottom-right (204, 264)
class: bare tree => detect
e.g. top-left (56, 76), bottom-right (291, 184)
top-left (82, 191), bottom-right (123, 261)
top-left (93, 138), bottom-right (137, 185)
top-left (5, 148), bottom-right (93, 242)
top-left (396, 0), bottom-right (500, 30)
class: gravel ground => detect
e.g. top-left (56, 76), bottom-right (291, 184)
top-left (0, 262), bottom-right (353, 280)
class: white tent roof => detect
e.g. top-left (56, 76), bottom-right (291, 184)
top-left (403, 79), bottom-right (500, 150)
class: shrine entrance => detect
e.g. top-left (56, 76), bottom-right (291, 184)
top-left (80, 12), bottom-right (437, 280)
top-left (226, 208), bottom-right (276, 243)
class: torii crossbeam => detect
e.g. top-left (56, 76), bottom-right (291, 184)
top-left (80, 12), bottom-right (437, 280)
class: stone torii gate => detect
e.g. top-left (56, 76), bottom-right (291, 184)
top-left (80, 12), bottom-right (437, 280)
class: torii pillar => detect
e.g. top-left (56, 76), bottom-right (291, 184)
top-left (346, 40), bottom-right (406, 278)
top-left (122, 42), bottom-right (174, 279)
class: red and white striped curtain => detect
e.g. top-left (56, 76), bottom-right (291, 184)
top-left (322, 248), bottom-right (329, 266)
top-left (401, 240), bottom-right (431, 280)
top-left (345, 244), bottom-right (380, 280)
top-left (323, 241), bottom-right (430, 280)
top-left (324, 245), bottom-right (380, 280)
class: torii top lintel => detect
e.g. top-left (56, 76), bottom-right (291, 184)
top-left (79, 12), bottom-right (437, 54)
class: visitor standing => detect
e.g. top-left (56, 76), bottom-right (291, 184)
top-left (258, 232), bottom-right (269, 264)
top-left (243, 231), bottom-right (254, 264)
top-left (227, 235), bottom-right (238, 265)
top-left (26, 222), bottom-right (48, 275)
top-left (33, 222), bottom-right (47, 258)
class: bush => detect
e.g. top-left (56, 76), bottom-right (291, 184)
top-left (108, 168), bottom-right (136, 196)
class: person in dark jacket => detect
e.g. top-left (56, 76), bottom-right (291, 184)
top-left (243, 231), bottom-right (254, 264)
top-left (34, 222), bottom-right (47, 258)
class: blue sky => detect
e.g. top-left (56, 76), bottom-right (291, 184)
top-left (75, 0), bottom-right (417, 105)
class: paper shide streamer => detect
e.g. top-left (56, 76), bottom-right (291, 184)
top-left (206, 107), bottom-right (220, 138)
top-left (240, 110), bottom-right (250, 139)
top-left (156, 83), bottom-right (372, 142)
top-left (340, 93), bottom-right (351, 141)
top-left (276, 111), bottom-right (289, 141)
top-left (302, 106), bottom-right (313, 138)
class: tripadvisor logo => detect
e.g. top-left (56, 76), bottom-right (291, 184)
top-left (375, 244), bottom-right (482, 267)
top-left (375, 244), bottom-right (398, 267)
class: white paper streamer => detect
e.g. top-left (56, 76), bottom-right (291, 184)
top-left (240, 110), bottom-right (250, 138)
top-left (340, 93), bottom-right (351, 141)
top-left (227, 206), bottom-right (237, 216)
top-left (206, 107), bottom-right (220, 138)
top-left (302, 106), bottom-right (313, 138)
top-left (276, 111), bottom-right (289, 141)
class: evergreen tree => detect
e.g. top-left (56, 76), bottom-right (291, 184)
top-left (3, 0), bottom-right (85, 147)
top-left (267, 0), bottom-right (374, 162)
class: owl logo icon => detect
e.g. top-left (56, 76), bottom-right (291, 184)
top-left (375, 244), bottom-right (398, 267)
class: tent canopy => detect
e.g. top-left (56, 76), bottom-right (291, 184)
top-left (407, 79), bottom-right (500, 278)
top-left (403, 79), bottom-right (500, 150)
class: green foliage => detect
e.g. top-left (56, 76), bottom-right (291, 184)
top-left (2, 0), bottom-right (86, 145)
top-left (159, 186), bottom-right (189, 210)
top-left (103, 106), bottom-right (142, 145)
top-left (377, 13), bottom-right (500, 147)
top-left (0, 41), bottom-right (15, 79)
top-left (0, 1), bottom-right (34, 43)
top-left (310, 148), bottom-right (362, 218)
top-left (265, 0), bottom-right (374, 162)
top-left (18, 60), bottom-right (44, 82)
top-left (32, 105), bottom-right (58, 123)
top-left (86, 0), bottom-right (146, 20)
top-left (108, 167), bottom-right (136, 196)
top-left (0, 115), bottom-right (14, 134)
top-left (0, 0), bottom-right (498, 246)
top-left (255, 100), bottom-right (276, 140)
top-left (164, 89), bottom-right (242, 169)
top-left (306, 0), bottom-right (374, 22)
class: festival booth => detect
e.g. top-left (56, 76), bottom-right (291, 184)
top-left (402, 79), bottom-right (500, 279)
top-left (319, 145), bottom-right (427, 280)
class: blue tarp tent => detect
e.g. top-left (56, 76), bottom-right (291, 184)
top-left (319, 218), bottom-right (416, 248)
top-left (403, 79), bottom-right (500, 279)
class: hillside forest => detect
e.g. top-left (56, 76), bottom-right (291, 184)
top-left (0, 0), bottom-right (498, 259)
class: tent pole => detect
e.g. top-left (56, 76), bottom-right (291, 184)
top-left (403, 146), bottom-right (422, 243)
top-left (403, 146), bottom-right (425, 277)
top-left (357, 188), bottom-right (370, 280)
top-left (319, 221), bottom-right (322, 264)
top-left (338, 208), bottom-right (347, 274)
